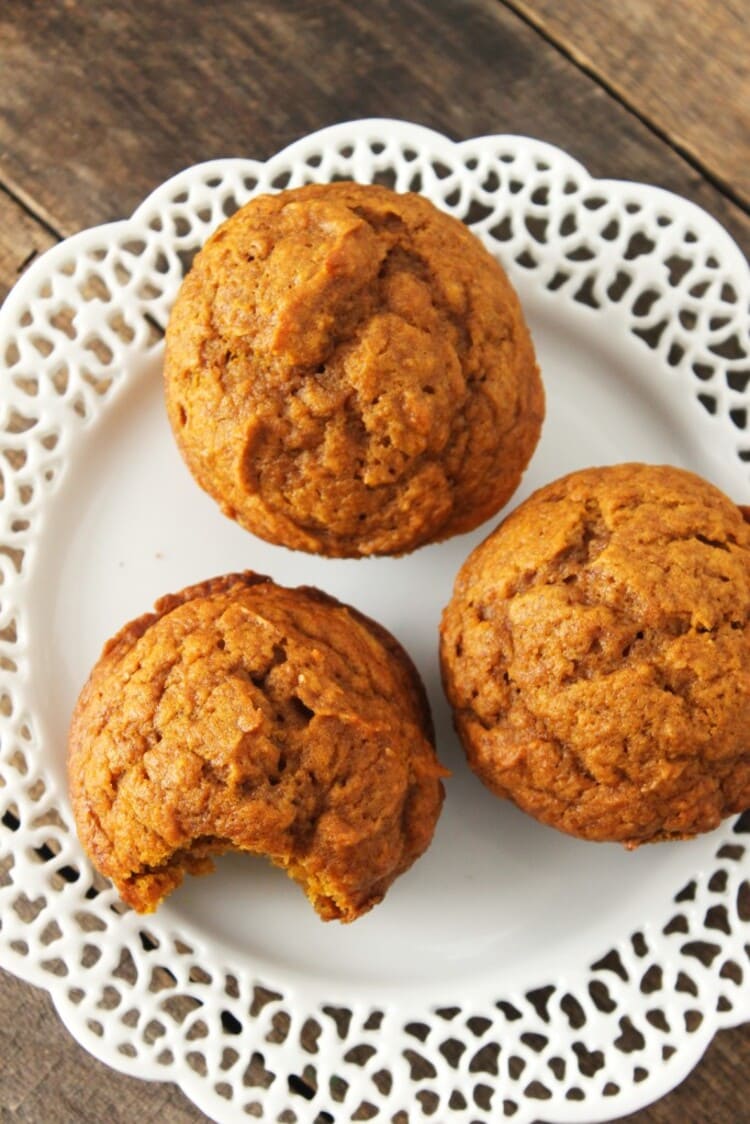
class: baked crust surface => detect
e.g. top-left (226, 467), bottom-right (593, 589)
top-left (164, 182), bottom-right (543, 556)
top-left (441, 463), bottom-right (750, 845)
top-left (69, 572), bottom-right (445, 919)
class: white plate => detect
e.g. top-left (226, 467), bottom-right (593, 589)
top-left (0, 120), bottom-right (748, 1124)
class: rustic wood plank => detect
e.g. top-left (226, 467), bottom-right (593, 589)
top-left (0, 188), bottom-right (57, 306)
top-left (0, 0), bottom-right (747, 254)
top-left (0, 969), bottom-right (201, 1123)
top-left (510, 0), bottom-right (750, 206)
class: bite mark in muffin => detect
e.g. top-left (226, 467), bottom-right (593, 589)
top-left (69, 572), bottom-right (446, 920)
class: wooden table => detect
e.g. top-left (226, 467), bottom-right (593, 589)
top-left (1, 2), bottom-right (748, 1121)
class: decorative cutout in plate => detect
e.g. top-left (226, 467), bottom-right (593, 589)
top-left (0, 120), bottom-right (748, 1124)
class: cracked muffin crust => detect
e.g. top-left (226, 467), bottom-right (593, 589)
top-left (440, 464), bottom-right (750, 845)
top-left (68, 572), bottom-right (446, 920)
top-left (164, 181), bottom-right (543, 557)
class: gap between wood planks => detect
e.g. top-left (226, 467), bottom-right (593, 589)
top-left (0, 183), bottom-right (59, 304)
top-left (499, 0), bottom-right (750, 219)
top-left (1, 178), bottom-right (63, 242)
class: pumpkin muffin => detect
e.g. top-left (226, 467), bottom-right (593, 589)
top-left (69, 572), bottom-right (445, 920)
top-left (164, 181), bottom-right (543, 557)
top-left (440, 463), bottom-right (750, 845)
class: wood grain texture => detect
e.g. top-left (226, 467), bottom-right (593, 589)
top-left (0, 970), bottom-right (200, 1123)
top-left (0, 2), bottom-right (749, 1122)
top-left (510, 0), bottom-right (750, 205)
top-left (0, 189), bottom-right (56, 305)
top-left (0, 0), bottom-right (747, 253)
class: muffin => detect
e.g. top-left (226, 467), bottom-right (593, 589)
top-left (164, 181), bottom-right (543, 557)
top-left (69, 572), bottom-right (446, 920)
top-left (440, 463), bottom-right (750, 845)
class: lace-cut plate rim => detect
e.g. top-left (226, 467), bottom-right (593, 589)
top-left (0, 120), bottom-right (748, 1124)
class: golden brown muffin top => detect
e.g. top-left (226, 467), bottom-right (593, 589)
top-left (441, 463), bottom-right (750, 844)
top-left (69, 572), bottom-right (445, 920)
top-left (164, 181), bottom-right (543, 557)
